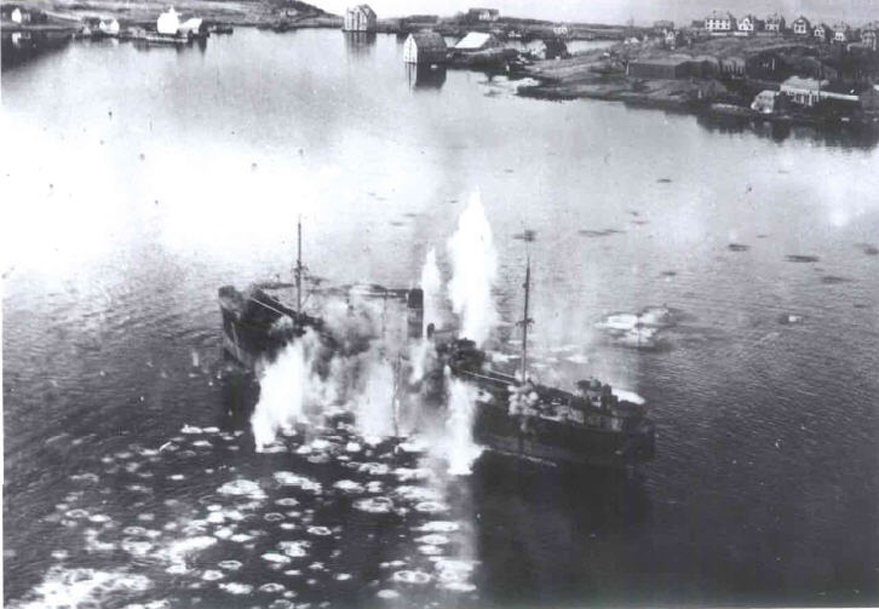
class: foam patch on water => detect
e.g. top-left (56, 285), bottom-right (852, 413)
top-left (218, 560), bottom-right (243, 571)
top-left (358, 462), bottom-right (390, 476)
top-left (275, 498), bottom-right (299, 507)
top-left (394, 486), bottom-right (442, 503)
top-left (278, 540), bottom-right (311, 558)
top-left (391, 570), bottom-right (432, 585)
top-left (377, 589), bottom-right (400, 599)
top-left (393, 467), bottom-right (431, 482)
top-left (416, 521), bottom-right (460, 533)
top-left (414, 501), bottom-right (449, 514)
top-left (354, 497), bottom-right (394, 514)
top-left (217, 479), bottom-right (266, 499)
top-left (259, 583), bottom-right (286, 593)
top-left (307, 526), bottom-right (332, 536)
top-left (332, 479), bottom-right (365, 494)
top-left (201, 570), bottom-right (224, 581)
top-left (218, 582), bottom-right (252, 595)
top-left (261, 552), bottom-right (292, 565)
top-left (415, 534), bottom-right (450, 545)
top-left (12, 567), bottom-right (151, 609)
top-left (273, 472), bottom-right (323, 493)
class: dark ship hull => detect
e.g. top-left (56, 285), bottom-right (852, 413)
top-left (445, 350), bottom-right (655, 470)
top-left (219, 284), bottom-right (324, 369)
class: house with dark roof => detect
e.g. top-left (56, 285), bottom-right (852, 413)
top-left (791, 16), bottom-right (811, 36)
top-left (765, 14), bottom-right (786, 33)
top-left (704, 11), bottom-right (736, 34)
top-left (403, 30), bottom-right (448, 65)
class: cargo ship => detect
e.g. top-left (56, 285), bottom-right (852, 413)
top-left (435, 260), bottom-right (654, 469)
top-left (219, 226), bottom-right (654, 470)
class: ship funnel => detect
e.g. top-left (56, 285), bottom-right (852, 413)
top-left (407, 288), bottom-right (424, 339)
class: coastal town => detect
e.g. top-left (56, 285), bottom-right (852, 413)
top-left (3, 1), bottom-right (879, 129)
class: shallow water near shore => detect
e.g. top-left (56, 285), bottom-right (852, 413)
top-left (3, 28), bottom-right (879, 607)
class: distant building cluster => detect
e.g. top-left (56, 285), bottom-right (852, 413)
top-left (697, 10), bottom-right (878, 50)
top-left (0, 4), bottom-right (48, 25)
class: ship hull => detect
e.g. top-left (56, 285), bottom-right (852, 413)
top-left (473, 400), bottom-right (655, 469)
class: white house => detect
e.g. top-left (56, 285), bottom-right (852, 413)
top-left (403, 30), bottom-right (447, 65)
top-left (705, 11), bottom-right (736, 34)
top-left (99, 17), bottom-right (120, 35)
top-left (832, 23), bottom-right (851, 43)
top-left (10, 7), bottom-right (24, 23)
top-left (157, 7), bottom-right (180, 35)
top-left (178, 17), bottom-right (204, 36)
top-left (813, 23), bottom-right (830, 42)
top-left (780, 76), bottom-right (859, 106)
top-left (343, 4), bottom-right (376, 32)
top-left (738, 15), bottom-right (763, 34)
top-left (751, 90), bottom-right (779, 113)
top-left (791, 16), bottom-right (811, 35)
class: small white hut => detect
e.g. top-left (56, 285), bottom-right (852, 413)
top-left (99, 18), bottom-right (120, 35)
top-left (157, 7), bottom-right (180, 35)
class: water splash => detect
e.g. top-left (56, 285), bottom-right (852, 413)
top-left (443, 377), bottom-right (483, 476)
top-left (251, 340), bottom-right (307, 452)
top-left (447, 192), bottom-right (498, 346)
top-left (420, 246), bottom-right (442, 333)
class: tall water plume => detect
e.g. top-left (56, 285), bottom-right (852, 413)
top-left (443, 375), bottom-right (484, 475)
top-left (251, 338), bottom-right (307, 452)
top-left (446, 192), bottom-right (498, 346)
top-left (419, 246), bottom-right (442, 334)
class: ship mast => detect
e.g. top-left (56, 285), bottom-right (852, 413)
top-left (295, 216), bottom-right (304, 317)
top-left (518, 257), bottom-right (534, 383)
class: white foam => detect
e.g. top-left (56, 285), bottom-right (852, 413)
top-left (332, 480), bottom-right (365, 494)
top-left (394, 486), bottom-right (442, 502)
top-left (201, 570), bottom-right (224, 581)
top-left (414, 501), bottom-right (449, 514)
top-left (353, 497), bottom-right (394, 514)
top-left (278, 540), bottom-right (311, 558)
top-left (217, 479), bottom-right (266, 499)
top-left (418, 545), bottom-right (443, 556)
top-left (218, 582), bottom-right (252, 595)
top-left (88, 514), bottom-right (111, 524)
top-left (15, 567), bottom-right (152, 609)
top-left (181, 425), bottom-right (203, 434)
top-left (377, 589), bottom-right (400, 599)
top-left (416, 521), bottom-right (460, 533)
top-left (259, 583), bottom-right (286, 593)
top-left (213, 527), bottom-right (234, 540)
top-left (358, 462), bottom-right (390, 476)
top-left (121, 540), bottom-right (153, 557)
top-left (275, 498), bottom-right (299, 507)
top-left (264, 513), bottom-right (285, 522)
top-left (261, 552), bottom-right (293, 564)
top-left (415, 534), bottom-right (450, 545)
top-left (392, 468), bottom-right (430, 482)
top-left (391, 569), bottom-right (432, 585)
top-left (307, 526), bottom-right (332, 536)
top-left (273, 472), bottom-right (323, 493)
